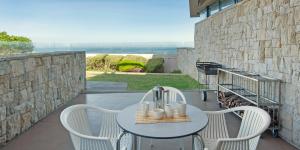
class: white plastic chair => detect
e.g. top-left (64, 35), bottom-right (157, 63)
top-left (60, 104), bottom-right (132, 150)
top-left (139, 86), bottom-right (187, 150)
top-left (194, 106), bottom-right (271, 150)
top-left (140, 86), bottom-right (187, 104)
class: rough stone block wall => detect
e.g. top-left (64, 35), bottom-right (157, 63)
top-left (162, 54), bottom-right (178, 73)
top-left (178, 0), bottom-right (300, 147)
top-left (0, 51), bottom-right (86, 145)
top-left (177, 48), bottom-right (198, 79)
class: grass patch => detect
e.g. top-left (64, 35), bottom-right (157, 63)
top-left (87, 73), bottom-right (201, 91)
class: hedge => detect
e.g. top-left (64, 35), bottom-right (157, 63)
top-left (86, 54), bottom-right (107, 70)
top-left (104, 55), bottom-right (124, 70)
top-left (117, 60), bottom-right (145, 72)
top-left (145, 58), bottom-right (164, 73)
top-left (122, 55), bottom-right (148, 64)
top-left (86, 55), bottom-right (167, 73)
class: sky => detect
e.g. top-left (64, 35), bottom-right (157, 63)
top-left (0, 0), bottom-right (199, 45)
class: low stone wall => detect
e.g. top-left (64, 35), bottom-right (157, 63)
top-left (159, 54), bottom-right (178, 73)
top-left (177, 48), bottom-right (198, 79)
top-left (0, 51), bottom-right (86, 145)
top-left (178, 0), bottom-right (300, 147)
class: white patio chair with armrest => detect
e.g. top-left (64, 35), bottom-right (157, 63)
top-left (60, 104), bottom-right (132, 150)
top-left (139, 86), bottom-right (187, 150)
top-left (194, 106), bottom-right (271, 150)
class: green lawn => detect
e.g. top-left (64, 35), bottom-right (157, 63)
top-left (87, 73), bottom-right (201, 91)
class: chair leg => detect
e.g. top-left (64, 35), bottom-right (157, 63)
top-left (138, 137), bottom-right (141, 150)
top-left (150, 139), bottom-right (154, 149)
top-left (179, 141), bottom-right (184, 150)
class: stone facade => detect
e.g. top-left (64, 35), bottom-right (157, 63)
top-left (0, 51), bottom-right (86, 145)
top-left (178, 0), bottom-right (300, 147)
top-left (160, 54), bottom-right (178, 73)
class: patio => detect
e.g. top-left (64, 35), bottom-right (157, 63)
top-left (0, 91), bottom-right (297, 150)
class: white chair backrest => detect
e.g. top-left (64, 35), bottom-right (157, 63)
top-left (220, 106), bottom-right (271, 150)
top-left (237, 107), bottom-right (271, 150)
top-left (61, 105), bottom-right (93, 136)
top-left (60, 105), bottom-right (117, 150)
top-left (140, 86), bottom-right (186, 104)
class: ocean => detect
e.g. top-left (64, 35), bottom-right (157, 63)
top-left (34, 46), bottom-right (178, 54)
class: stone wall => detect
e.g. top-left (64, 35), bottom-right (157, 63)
top-left (160, 54), bottom-right (178, 73)
top-left (178, 0), bottom-right (300, 147)
top-left (177, 48), bottom-right (198, 78)
top-left (0, 51), bottom-right (86, 145)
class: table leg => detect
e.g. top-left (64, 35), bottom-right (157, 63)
top-left (132, 135), bottom-right (138, 150)
top-left (192, 135), bottom-right (195, 150)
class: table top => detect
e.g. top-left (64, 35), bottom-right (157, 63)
top-left (117, 104), bottom-right (208, 139)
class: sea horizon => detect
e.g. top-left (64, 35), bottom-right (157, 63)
top-left (33, 42), bottom-right (194, 54)
top-left (34, 46), bottom-right (178, 54)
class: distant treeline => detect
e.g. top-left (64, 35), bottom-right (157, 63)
top-left (0, 32), bottom-right (34, 55)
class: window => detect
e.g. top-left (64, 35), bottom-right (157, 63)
top-left (198, 0), bottom-right (242, 20)
top-left (199, 9), bottom-right (207, 21)
top-left (221, 0), bottom-right (235, 10)
top-left (209, 2), bottom-right (219, 16)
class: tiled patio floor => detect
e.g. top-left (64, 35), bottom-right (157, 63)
top-left (0, 92), bottom-right (298, 150)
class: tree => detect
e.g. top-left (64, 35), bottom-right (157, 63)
top-left (0, 32), bottom-right (34, 55)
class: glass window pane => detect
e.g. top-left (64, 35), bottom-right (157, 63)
top-left (221, 0), bottom-right (235, 9)
top-left (199, 9), bottom-right (207, 21)
top-left (209, 2), bottom-right (219, 15)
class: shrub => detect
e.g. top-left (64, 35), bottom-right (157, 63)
top-left (171, 70), bottom-right (182, 73)
top-left (104, 55), bottom-right (124, 70)
top-left (122, 55), bottom-right (147, 64)
top-left (86, 54), bottom-right (151, 73)
top-left (145, 58), bottom-right (164, 73)
top-left (117, 60), bottom-right (145, 72)
top-left (86, 54), bottom-right (107, 70)
top-left (0, 32), bottom-right (34, 55)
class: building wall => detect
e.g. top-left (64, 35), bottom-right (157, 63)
top-left (178, 0), bottom-right (300, 147)
top-left (0, 51), bottom-right (86, 145)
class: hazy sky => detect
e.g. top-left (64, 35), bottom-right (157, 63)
top-left (0, 0), bottom-right (199, 44)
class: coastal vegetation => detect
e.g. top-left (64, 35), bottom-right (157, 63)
top-left (0, 32), bottom-right (34, 55)
top-left (87, 73), bottom-right (200, 90)
top-left (117, 60), bottom-right (145, 72)
top-left (86, 54), bottom-right (164, 73)
top-left (145, 58), bottom-right (164, 73)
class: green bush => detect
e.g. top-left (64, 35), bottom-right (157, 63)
top-left (0, 32), bottom-right (34, 55)
top-left (86, 54), bottom-right (107, 70)
top-left (0, 32), bottom-right (32, 42)
top-left (117, 60), bottom-right (145, 72)
top-left (122, 55), bottom-right (147, 64)
top-left (145, 58), bottom-right (164, 73)
top-left (171, 70), bottom-right (182, 73)
top-left (104, 55), bottom-right (124, 70)
top-left (86, 54), bottom-right (166, 73)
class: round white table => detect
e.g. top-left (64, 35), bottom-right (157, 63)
top-left (116, 104), bottom-right (208, 150)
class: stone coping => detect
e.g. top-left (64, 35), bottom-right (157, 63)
top-left (176, 47), bottom-right (195, 51)
top-left (0, 51), bottom-right (85, 62)
top-left (177, 47), bottom-right (194, 49)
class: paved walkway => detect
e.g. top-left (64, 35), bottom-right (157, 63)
top-left (0, 92), bottom-right (298, 150)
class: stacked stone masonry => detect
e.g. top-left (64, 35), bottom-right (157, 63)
top-left (0, 51), bottom-right (86, 145)
top-left (177, 0), bottom-right (300, 148)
